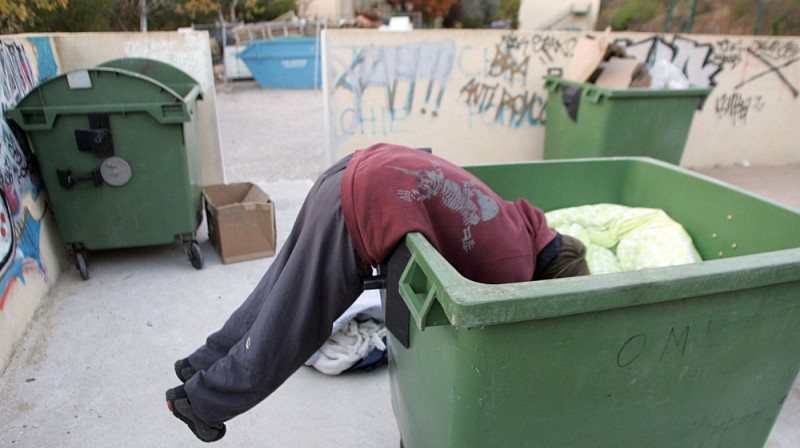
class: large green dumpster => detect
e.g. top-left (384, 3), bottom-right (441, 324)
top-left (543, 75), bottom-right (712, 164)
top-left (6, 58), bottom-right (205, 279)
top-left (386, 157), bottom-right (800, 448)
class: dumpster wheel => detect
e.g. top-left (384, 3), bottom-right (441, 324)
top-left (186, 241), bottom-right (204, 270)
top-left (73, 251), bottom-right (89, 281)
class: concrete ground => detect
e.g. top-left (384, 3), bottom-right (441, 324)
top-left (0, 80), bottom-right (798, 447)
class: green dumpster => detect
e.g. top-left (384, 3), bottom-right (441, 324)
top-left (386, 157), bottom-right (800, 448)
top-left (543, 75), bottom-right (712, 164)
top-left (7, 58), bottom-right (205, 279)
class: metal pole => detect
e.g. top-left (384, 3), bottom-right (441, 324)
top-left (140, 0), bottom-right (147, 32)
top-left (314, 20), bottom-right (320, 90)
top-left (754, 0), bottom-right (767, 35)
top-left (222, 19), bottom-right (229, 89)
top-left (684, 0), bottom-right (699, 33)
top-left (665, 0), bottom-right (678, 33)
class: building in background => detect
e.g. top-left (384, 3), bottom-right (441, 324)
top-left (518, 0), bottom-right (601, 31)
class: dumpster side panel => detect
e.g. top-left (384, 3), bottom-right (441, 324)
top-left (465, 159), bottom-right (630, 211)
top-left (621, 161), bottom-right (800, 259)
top-left (30, 112), bottom-right (200, 249)
top-left (542, 77), bottom-right (710, 164)
top-left (391, 280), bottom-right (800, 448)
top-left (392, 158), bottom-right (800, 448)
top-left (594, 95), bottom-right (699, 163)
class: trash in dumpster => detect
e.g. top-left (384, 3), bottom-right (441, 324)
top-left (562, 29), bottom-right (705, 91)
top-left (649, 59), bottom-right (691, 89)
top-left (562, 28), bottom-right (650, 89)
top-left (545, 203), bottom-right (702, 275)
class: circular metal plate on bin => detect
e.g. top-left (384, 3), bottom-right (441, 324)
top-left (100, 157), bottom-right (132, 187)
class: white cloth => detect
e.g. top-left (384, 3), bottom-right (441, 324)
top-left (311, 318), bottom-right (387, 375)
top-left (305, 289), bottom-right (386, 373)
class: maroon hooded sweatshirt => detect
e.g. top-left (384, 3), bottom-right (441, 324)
top-left (341, 143), bottom-right (556, 284)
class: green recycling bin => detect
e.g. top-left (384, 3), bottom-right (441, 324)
top-left (7, 58), bottom-right (205, 279)
top-left (543, 75), bottom-right (712, 164)
top-left (386, 157), bottom-right (800, 448)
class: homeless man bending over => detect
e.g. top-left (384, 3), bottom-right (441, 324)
top-left (166, 143), bottom-right (589, 442)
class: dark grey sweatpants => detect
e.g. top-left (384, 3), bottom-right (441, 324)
top-left (184, 154), bottom-right (371, 424)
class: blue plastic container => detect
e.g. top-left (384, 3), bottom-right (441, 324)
top-left (238, 37), bottom-right (320, 89)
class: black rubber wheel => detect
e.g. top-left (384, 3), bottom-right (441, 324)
top-left (187, 241), bottom-right (204, 270)
top-left (73, 251), bottom-right (89, 280)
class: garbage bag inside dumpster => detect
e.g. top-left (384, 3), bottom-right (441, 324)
top-left (385, 157), bottom-right (800, 448)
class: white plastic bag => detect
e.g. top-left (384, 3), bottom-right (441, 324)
top-left (649, 59), bottom-right (690, 89)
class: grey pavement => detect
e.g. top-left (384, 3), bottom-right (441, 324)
top-left (0, 80), bottom-right (798, 447)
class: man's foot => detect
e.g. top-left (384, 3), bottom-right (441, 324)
top-left (174, 358), bottom-right (197, 383)
top-left (166, 385), bottom-right (226, 443)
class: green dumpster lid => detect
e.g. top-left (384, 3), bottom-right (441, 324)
top-left (98, 58), bottom-right (202, 100)
top-left (6, 62), bottom-right (202, 131)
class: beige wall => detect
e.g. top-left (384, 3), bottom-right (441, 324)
top-left (322, 29), bottom-right (800, 169)
top-left (518, 0), bottom-right (601, 31)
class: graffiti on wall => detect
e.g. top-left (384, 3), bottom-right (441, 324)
top-left (327, 31), bottom-right (800, 152)
top-left (329, 41), bottom-right (456, 141)
top-left (0, 40), bottom-right (48, 310)
top-left (737, 39), bottom-right (800, 98)
top-left (615, 35), bottom-right (723, 88)
top-left (614, 35), bottom-right (800, 125)
top-left (457, 33), bottom-right (572, 129)
top-left (715, 92), bottom-right (765, 126)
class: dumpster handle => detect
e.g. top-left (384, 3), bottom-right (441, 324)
top-left (57, 168), bottom-right (103, 189)
top-left (584, 86), bottom-right (605, 103)
top-left (397, 252), bottom-right (446, 331)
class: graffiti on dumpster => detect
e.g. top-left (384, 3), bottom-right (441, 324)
top-left (616, 321), bottom-right (716, 369)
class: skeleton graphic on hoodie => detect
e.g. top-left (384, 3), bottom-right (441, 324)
top-left (390, 161), bottom-right (500, 251)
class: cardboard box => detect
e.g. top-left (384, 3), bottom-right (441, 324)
top-left (203, 183), bottom-right (276, 264)
top-left (594, 57), bottom-right (652, 89)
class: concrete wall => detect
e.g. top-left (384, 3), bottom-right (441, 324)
top-left (0, 31), bottom-right (223, 374)
top-left (518, 0), bottom-right (601, 31)
top-left (322, 29), bottom-right (800, 169)
top-left (0, 37), bottom-right (68, 374)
